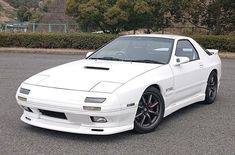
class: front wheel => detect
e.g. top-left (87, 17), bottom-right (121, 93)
top-left (204, 71), bottom-right (218, 104)
top-left (134, 87), bottom-right (164, 133)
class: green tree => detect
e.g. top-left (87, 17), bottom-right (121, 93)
top-left (17, 6), bottom-right (31, 22)
top-left (8, 0), bottom-right (40, 8)
top-left (65, 0), bottom-right (235, 34)
top-left (30, 9), bottom-right (42, 22)
top-left (65, 0), bottom-right (79, 16)
top-left (15, 0), bottom-right (50, 22)
top-left (125, 0), bottom-right (154, 33)
top-left (78, 0), bottom-right (109, 32)
top-left (202, 0), bottom-right (235, 34)
top-left (104, 5), bottom-right (128, 33)
top-left (66, 0), bottom-right (172, 33)
top-left (172, 0), bottom-right (235, 34)
top-left (150, 0), bottom-right (171, 32)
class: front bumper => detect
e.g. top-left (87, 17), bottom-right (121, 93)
top-left (16, 83), bottom-right (136, 135)
top-left (20, 110), bottom-right (133, 135)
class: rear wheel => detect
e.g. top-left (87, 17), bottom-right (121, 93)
top-left (134, 87), bottom-right (164, 133)
top-left (204, 71), bottom-right (218, 104)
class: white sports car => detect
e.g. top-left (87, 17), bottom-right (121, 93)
top-left (16, 34), bottom-right (221, 135)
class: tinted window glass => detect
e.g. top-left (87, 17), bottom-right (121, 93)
top-left (176, 40), bottom-right (199, 61)
top-left (89, 37), bottom-right (174, 64)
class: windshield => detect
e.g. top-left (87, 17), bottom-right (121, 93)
top-left (88, 36), bottom-right (174, 64)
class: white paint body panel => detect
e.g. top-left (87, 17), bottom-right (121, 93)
top-left (16, 34), bottom-right (221, 135)
top-left (24, 60), bottom-right (160, 92)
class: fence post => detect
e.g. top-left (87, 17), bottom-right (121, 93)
top-left (32, 23), bottom-right (36, 32)
top-left (192, 27), bottom-right (195, 35)
top-left (48, 24), bottom-right (51, 32)
top-left (64, 24), bottom-right (67, 33)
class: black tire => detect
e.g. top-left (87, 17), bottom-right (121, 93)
top-left (134, 87), bottom-right (164, 133)
top-left (204, 71), bottom-right (218, 104)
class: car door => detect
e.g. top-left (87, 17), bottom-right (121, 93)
top-left (171, 39), bottom-right (205, 103)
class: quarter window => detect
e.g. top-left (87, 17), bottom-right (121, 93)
top-left (175, 40), bottom-right (199, 61)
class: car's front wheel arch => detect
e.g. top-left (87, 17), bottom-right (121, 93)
top-left (145, 84), bottom-right (165, 115)
top-left (134, 86), bottom-right (165, 133)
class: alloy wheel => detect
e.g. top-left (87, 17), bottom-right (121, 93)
top-left (135, 92), bottom-right (160, 128)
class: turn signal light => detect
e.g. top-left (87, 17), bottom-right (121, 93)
top-left (18, 96), bottom-right (27, 102)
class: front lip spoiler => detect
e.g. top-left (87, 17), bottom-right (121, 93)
top-left (20, 113), bottom-right (133, 135)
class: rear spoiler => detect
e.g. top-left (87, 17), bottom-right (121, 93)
top-left (207, 49), bottom-right (219, 55)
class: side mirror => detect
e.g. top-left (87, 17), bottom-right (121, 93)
top-left (175, 57), bottom-right (190, 66)
top-left (86, 51), bottom-right (94, 58)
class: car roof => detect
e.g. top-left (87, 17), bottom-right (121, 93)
top-left (123, 34), bottom-right (190, 40)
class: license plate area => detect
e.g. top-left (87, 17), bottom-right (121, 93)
top-left (39, 109), bottom-right (67, 120)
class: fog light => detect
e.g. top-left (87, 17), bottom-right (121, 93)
top-left (83, 106), bottom-right (101, 111)
top-left (90, 116), bottom-right (107, 123)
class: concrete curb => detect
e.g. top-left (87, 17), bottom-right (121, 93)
top-left (218, 52), bottom-right (235, 59)
top-left (0, 47), bottom-right (93, 55)
top-left (0, 47), bottom-right (234, 58)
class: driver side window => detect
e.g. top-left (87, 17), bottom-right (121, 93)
top-left (176, 40), bottom-right (199, 61)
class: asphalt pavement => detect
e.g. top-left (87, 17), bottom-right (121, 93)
top-left (0, 52), bottom-right (234, 155)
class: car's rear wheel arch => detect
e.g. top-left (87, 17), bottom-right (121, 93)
top-left (209, 69), bottom-right (218, 84)
top-left (206, 69), bottom-right (218, 84)
top-left (204, 69), bottom-right (218, 104)
top-left (211, 69), bottom-right (217, 77)
top-left (208, 69), bottom-right (217, 79)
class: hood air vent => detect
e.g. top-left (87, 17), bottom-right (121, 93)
top-left (84, 66), bottom-right (110, 70)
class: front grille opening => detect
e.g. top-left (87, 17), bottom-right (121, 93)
top-left (26, 107), bottom-right (33, 112)
top-left (22, 106), bottom-right (33, 112)
top-left (39, 109), bottom-right (67, 120)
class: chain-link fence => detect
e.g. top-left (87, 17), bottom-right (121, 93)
top-left (0, 23), bottom-right (81, 33)
top-left (1, 22), bottom-right (233, 35)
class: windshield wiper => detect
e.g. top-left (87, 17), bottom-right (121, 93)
top-left (127, 59), bottom-right (164, 64)
top-left (89, 57), bottom-right (164, 64)
top-left (89, 57), bottom-right (123, 61)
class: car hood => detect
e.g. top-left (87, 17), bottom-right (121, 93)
top-left (24, 59), bottom-right (162, 92)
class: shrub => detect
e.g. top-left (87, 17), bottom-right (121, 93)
top-left (0, 33), bottom-right (234, 52)
top-left (0, 32), bottom-right (117, 49)
top-left (191, 35), bottom-right (235, 52)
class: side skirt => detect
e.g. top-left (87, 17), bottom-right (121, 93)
top-left (164, 93), bottom-right (205, 117)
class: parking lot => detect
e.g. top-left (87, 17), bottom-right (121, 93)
top-left (0, 52), bottom-right (234, 155)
